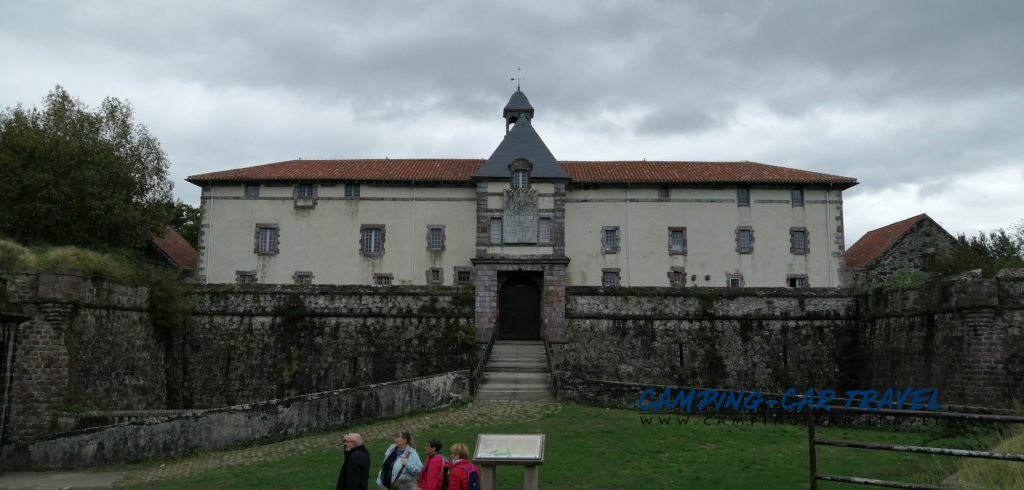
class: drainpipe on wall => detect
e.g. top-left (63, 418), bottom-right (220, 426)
top-left (626, 183), bottom-right (631, 286)
top-left (410, 182), bottom-right (417, 283)
top-left (825, 184), bottom-right (833, 287)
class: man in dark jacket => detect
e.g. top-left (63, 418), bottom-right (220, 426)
top-left (337, 433), bottom-right (370, 490)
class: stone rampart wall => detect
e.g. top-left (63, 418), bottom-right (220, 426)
top-left (1, 371), bottom-right (469, 469)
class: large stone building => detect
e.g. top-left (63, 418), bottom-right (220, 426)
top-left (188, 90), bottom-right (857, 341)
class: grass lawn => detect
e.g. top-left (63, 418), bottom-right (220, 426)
top-left (121, 403), bottom-right (1013, 489)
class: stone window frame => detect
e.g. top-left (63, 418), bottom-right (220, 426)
top-left (601, 226), bottom-right (621, 254)
top-left (791, 188), bottom-right (804, 207)
top-left (360, 224), bottom-right (386, 257)
top-left (601, 268), bottom-right (621, 287)
top-left (790, 227), bottom-right (809, 254)
top-left (667, 266), bottom-right (686, 287)
top-left (294, 182), bottom-right (317, 209)
top-left (787, 274), bottom-right (809, 288)
top-left (254, 223), bottom-right (280, 255)
top-left (737, 187), bottom-right (750, 207)
top-left (510, 159), bottom-right (532, 190)
top-left (426, 225), bottom-right (446, 252)
top-left (373, 273), bottom-right (393, 286)
top-left (489, 217), bottom-right (502, 244)
top-left (538, 216), bottom-right (553, 244)
top-left (727, 273), bottom-right (744, 288)
top-left (454, 266), bottom-right (473, 285)
top-left (735, 226), bottom-right (754, 254)
top-left (668, 226), bottom-right (687, 255)
top-left (293, 271), bottom-right (314, 285)
top-left (236, 270), bottom-right (257, 284)
top-left (244, 183), bottom-right (260, 199)
top-left (658, 187), bottom-right (671, 199)
top-left (425, 267), bottom-right (444, 285)
top-left (344, 183), bottom-right (360, 197)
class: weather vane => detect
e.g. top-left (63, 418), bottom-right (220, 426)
top-left (510, 67), bottom-right (526, 91)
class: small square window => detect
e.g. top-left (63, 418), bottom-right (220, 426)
top-left (791, 188), bottom-right (804, 207)
top-left (374, 273), bottom-right (393, 286)
top-left (236, 271), bottom-right (256, 284)
top-left (790, 228), bottom-right (809, 254)
top-left (787, 275), bottom-right (808, 288)
top-left (737, 188), bottom-right (750, 207)
top-left (727, 274), bottom-right (744, 288)
top-left (345, 183), bottom-right (360, 197)
top-left (293, 271), bottom-right (313, 285)
top-left (361, 225), bottom-right (385, 256)
top-left (455, 267), bottom-right (473, 285)
top-left (513, 169), bottom-right (529, 189)
top-left (658, 187), bottom-right (670, 199)
top-left (736, 227), bottom-right (754, 254)
top-left (426, 267), bottom-right (443, 285)
top-left (668, 267), bottom-right (686, 287)
top-left (668, 227), bottom-right (687, 255)
top-left (602, 226), bottom-right (620, 253)
top-left (245, 184), bottom-right (260, 198)
top-left (295, 183), bottom-right (316, 198)
top-left (427, 225), bottom-right (445, 251)
top-left (601, 268), bottom-right (621, 287)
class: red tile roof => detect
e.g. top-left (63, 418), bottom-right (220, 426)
top-left (844, 214), bottom-right (928, 269)
top-left (152, 226), bottom-right (198, 269)
top-left (188, 159), bottom-right (858, 187)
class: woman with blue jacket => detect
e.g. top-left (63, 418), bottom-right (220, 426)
top-left (375, 430), bottom-right (422, 490)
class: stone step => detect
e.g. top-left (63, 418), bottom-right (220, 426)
top-left (482, 372), bottom-right (550, 383)
top-left (486, 363), bottom-right (549, 373)
top-left (475, 390), bottom-right (554, 401)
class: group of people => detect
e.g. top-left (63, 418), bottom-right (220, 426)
top-left (336, 430), bottom-right (480, 490)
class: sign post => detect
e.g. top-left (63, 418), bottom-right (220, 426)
top-left (473, 434), bottom-right (545, 490)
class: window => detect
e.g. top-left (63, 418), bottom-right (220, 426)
top-left (601, 268), bottom-right (621, 287)
top-left (373, 273), bottom-right (393, 286)
top-left (454, 267), bottom-right (473, 285)
top-left (489, 218), bottom-right (502, 244)
top-left (236, 271), bottom-right (256, 284)
top-left (293, 271), bottom-right (313, 285)
top-left (538, 217), bottom-right (552, 244)
top-left (295, 183), bottom-right (316, 198)
top-left (245, 184), bottom-right (259, 198)
top-left (668, 267), bottom-right (686, 287)
top-left (254, 224), bottom-right (279, 255)
top-left (426, 267), bottom-right (444, 285)
top-left (513, 169), bottom-right (529, 189)
top-left (601, 226), bottom-right (620, 253)
top-left (791, 188), bottom-right (804, 207)
top-left (737, 188), bottom-right (750, 207)
top-left (668, 227), bottom-right (687, 254)
top-left (427, 225), bottom-right (445, 251)
top-left (360, 225), bottom-right (385, 256)
top-left (345, 183), bottom-right (360, 197)
top-left (735, 226), bottom-right (754, 254)
top-left (919, 253), bottom-right (936, 271)
top-left (658, 187), bottom-right (671, 199)
top-left (727, 274), bottom-right (744, 288)
top-left (790, 228), bottom-right (809, 254)
top-left (787, 275), bottom-right (808, 288)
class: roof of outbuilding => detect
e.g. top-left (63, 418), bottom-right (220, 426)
top-left (188, 159), bottom-right (858, 187)
top-left (844, 214), bottom-right (928, 269)
top-left (152, 226), bottom-right (198, 269)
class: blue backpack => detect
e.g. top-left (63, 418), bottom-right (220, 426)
top-left (452, 463), bottom-right (481, 490)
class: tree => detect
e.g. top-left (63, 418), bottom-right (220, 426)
top-left (0, 86), bottom-right (174, 248)
top-left (936, 220), bottom-right (1024, 277)
top-left (164, 200), bottom-right (200, 248)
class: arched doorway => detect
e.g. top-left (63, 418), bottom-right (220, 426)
top-left (498, 276), bottom-right (541, 340)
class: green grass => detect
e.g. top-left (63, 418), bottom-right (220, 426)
top-left (117, 404), bottom-right (1017, 489)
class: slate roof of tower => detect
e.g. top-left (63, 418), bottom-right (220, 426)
top-left (188, 159), bottom-right (857, 187)
top-left (504, 90), bottom-right (533, 112)
top-left (471, 117), bottom-right (570, 179)
top-left (844, 214), bottom-right (928, 269)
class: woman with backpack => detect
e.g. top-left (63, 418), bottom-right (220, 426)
top-left (417, 438), bottom-right (447, 490)
top-left (447, 443), bottom-right (481, 490)
top-left (376, 431), bottom-right (422, 490)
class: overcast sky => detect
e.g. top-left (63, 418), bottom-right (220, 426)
top-left (2, 1), bottom-right (1022, 246)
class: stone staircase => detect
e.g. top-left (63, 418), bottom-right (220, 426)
top-left (475, 340), bottom-right (554, 401)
